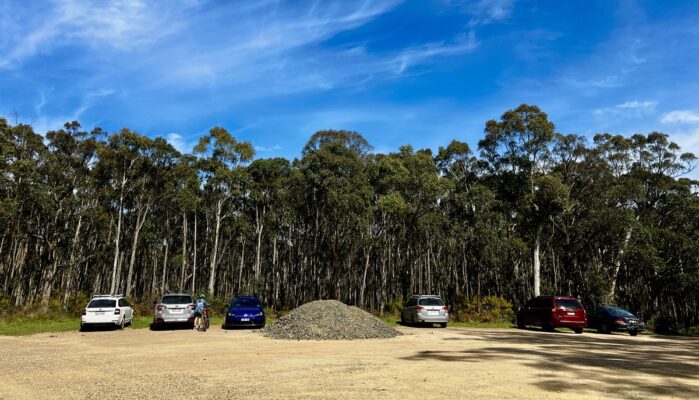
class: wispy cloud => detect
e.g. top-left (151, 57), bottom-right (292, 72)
top-left (255, 144), bottom-right (283, 152)
top-left (391, 32), bottom-right (478, 74)
top-left (594, 100), bottom-right (658, 119)
top-left (661, 110), bottom-right (699, 124)
top-left (465, 0), bottom-right (514, 27)
top-left (0, 0), bottom-right (198, 69)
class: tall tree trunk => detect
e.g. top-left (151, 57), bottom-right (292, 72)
top-left (110, 177), bottom-right (126, 294)
top-left (609, 226), bottom-right (633, 301)
top-left (180, 212), bottom-right (187, 291)
top-left (192, 213), bottom-right (197, 294)
top-left (126, 202), bottom-right (150, 297)
top-left (208, 199), bottom-right (223, 297)
top-left (533, 229), bottom-right (541, 297)
top-left (359, 245), bottom-right (371, 307)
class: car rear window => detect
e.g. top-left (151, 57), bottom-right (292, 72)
top-left (161, 295), bottom-right (192, 304)
top-left (232, 298), bottom-right (262, 307)
top-left (556, 299), bottom-right (582, 309)
top-left (87, 299), bottom-right (116, 308)
top-left (418, 298), bottom-right (444, 306)
top-left (606, 307), bottom-right (634, 317)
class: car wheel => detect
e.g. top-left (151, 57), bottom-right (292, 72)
top-left (79, 323), bottom-right (86, 332)
top-left (516, 318), bottom-right (525, 329)
top-left (440, 323), bottom-right (447, 328)
top-left (573, 328), bottom-right (583, 334)
top-left (600, 323), bottom-right (610, 334)
top-left (629, 330), bottom-right (638, 336)
top-left (542, 323), bottom-right (554, 332)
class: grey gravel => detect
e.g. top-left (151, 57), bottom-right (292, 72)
top-left (263, 300), bottom-right (401, 340)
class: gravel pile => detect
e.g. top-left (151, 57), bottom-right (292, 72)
top-left (264, 300), bottom-right (401, 340)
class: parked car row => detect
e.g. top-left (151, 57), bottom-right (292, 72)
top-left (398, 293), bottom-right (644, 336)
top-left (515, 295), bottom-right (645, 336)
top-left (81, 292), bottom-right (644, 337)
top-left (80, 293), bottom-right (266, 331)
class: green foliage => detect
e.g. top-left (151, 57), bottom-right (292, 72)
top-left (649, 314), bottom-right (679, 335)
top-left (1, 106), bottom-right (699, 333)
top-left (455, 296), bottom-right (515, 324)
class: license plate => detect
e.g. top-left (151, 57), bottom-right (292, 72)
top-left (96, 311), bottom-right (104, 315)
top-left (427, 311), bottom-right (439, 316)
top-left (566, 311), bottom-right (575, 315)
top-left (171, 309), bottom-right (183, 314)
top-left (241, 318), bottom-right (250, 322)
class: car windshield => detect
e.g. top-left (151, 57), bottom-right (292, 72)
top-left (231, 298), bottom-right (261, 308)
top-left (161, 295), bottom-right (192, 304)
top-left (418, 298), bottom-right (444, 306)
top-left (87, 299), bottom-right (116, 308)
top-left (606, 307), bottom-right (634, 317)
top-left (555, 299), bottom-right (582, 309)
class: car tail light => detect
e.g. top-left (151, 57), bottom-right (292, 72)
top-left (442, 306), bottom-right (448, 311)
top-left (114, 309), bottom-right (121, 315)
top-left (187, 305), bottom-right (195, 310)
top-left (157, 304), bottom-right (166, 311)
top-left (82, 309), bottom-right (86, 316)
top-left (416, 306), bottom-right (424, 311)
top-left (640, 319), bottom-right (644, 324)
top-left (615, 318), bottom-right (625, 323)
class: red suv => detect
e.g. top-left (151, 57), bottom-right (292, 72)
top-left (517, 296), bottom-right (587, 334)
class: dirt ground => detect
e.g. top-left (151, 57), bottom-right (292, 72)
top-left (0, 325), bottom-right (697, 400)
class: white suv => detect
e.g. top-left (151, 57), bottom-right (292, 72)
top-left (81, 294), bottom-right (134, 330)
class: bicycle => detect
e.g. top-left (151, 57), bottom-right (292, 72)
top-left (195, 308), bottom-right (210, 332)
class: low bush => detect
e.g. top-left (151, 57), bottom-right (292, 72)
top-left (454, 295), bottom-right (514, 324)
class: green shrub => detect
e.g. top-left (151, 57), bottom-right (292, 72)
top-left (385, 299), bottom-right (403, 315)
top-left (454, 295), bottom-right (514, 323)
top-left (649, 314), bottom-right (679, 335)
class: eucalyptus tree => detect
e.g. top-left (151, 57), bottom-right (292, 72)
top-left (478, 104), bottom-right (555, 297)
top-left (297, 130), bottom-right (373, 301)
top-left (193, 127), bottom-right (254, 297)
top-left (246, 157), bottom-right (292, 295)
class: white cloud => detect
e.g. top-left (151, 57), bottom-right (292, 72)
top-left (661, 110), bottom-right (699, 124)
top-left (166, 133), bottom-right (189, 154)
top-left (0, 0), bottom-right (198, 69)
top-left (594, 100), bottom-right (658, 119)
top-left (458, 0), bottom-right (514, 27)
top-left (255, 144), bottom-right (282, 152)
top-left (617, 100), bottom-right (657, 110)
top-left (391, 31), bottom-right (478, 74)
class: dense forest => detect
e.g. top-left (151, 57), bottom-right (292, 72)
top-left (1, 104), bottom-right (698, 330)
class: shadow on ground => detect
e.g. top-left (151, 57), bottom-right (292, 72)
top-left (401, 329), bottom-right (699, 398)
top-left (149, 322), bottom-right (194, 331)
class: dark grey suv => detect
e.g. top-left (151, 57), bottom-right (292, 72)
top-left (401, 295), bottom-right (449, 327)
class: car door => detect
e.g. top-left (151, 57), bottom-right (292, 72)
top-left (532, 297), bottom-right (548, 325)
top-left (124, 299), bottom-right (134, 321)
top-left (521, 300), bottom-right (534, 324)
top-left (403, 298), bottom-right (415, 322)
top-left (588, 307), bottom-right (601, 329)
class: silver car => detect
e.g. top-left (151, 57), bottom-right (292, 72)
top-left (401, 295), bottom-right (449, 327)
top-left (152, 293), bottom-right (195, 328)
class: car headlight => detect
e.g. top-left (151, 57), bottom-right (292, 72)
top-left (228, 312), bottom-right (235, 317)
top-left (255, 312), bottom-right (264, 317)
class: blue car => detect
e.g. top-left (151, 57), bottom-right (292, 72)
top-left (223, 295), bottom-right (266, 329)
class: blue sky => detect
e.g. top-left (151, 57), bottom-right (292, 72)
top-left (2, 0), bottom-right (699, 163)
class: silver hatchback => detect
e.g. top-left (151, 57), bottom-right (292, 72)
top-left (153, 293), bottom-right (195, 328)
top-left (401, 295), bottom-right (449, 327)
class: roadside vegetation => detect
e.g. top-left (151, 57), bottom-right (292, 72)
top-left (1, 104), bottom-right (698, 335)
